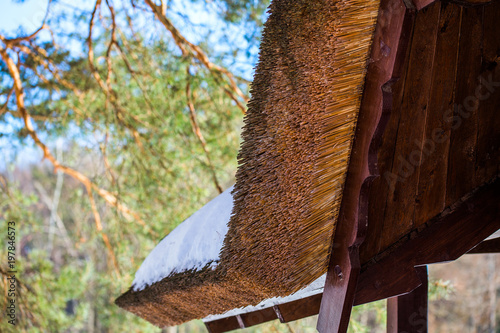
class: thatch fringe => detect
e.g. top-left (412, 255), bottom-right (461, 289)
top-left (116, 267), bottom-right (270, 327)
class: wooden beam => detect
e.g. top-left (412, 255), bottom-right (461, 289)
top-left (239, 308), bottom-right (276, 327)
top-left (316, 0), bottom-right (408, 331)
top-left (205, 317), bottom-right (241, 333)
top-left (448, 0), bottom-right (492, 6)
top-left (274, 293), bottom-right (323, 323)
top-left (387, 266), bottom-right (428, 333)
top-left (318, 246), bottom-right (362, 333)
top-left (467, 237), bottom-right (500, 254)
top-left (355, 177), bottom-right (500, 305)
top-left (403, 0), bottom-right (490, 11)
top-left (403, 0), bottom-right (435, 10)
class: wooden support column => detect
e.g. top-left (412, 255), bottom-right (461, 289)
top-left (387, 266), bottom-right (428, 333)
top-left (317, 0), bottom-right (408, 332)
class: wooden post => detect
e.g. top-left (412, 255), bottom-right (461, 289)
top-left (317, 243), bottom-right (363, 333)
top-left (387, 266), bottom-right (428, 333)
top-left (317, 0), bottom-right (407, 331)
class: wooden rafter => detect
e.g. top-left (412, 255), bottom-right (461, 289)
top-left (467, 237), bottom-right (500, 254)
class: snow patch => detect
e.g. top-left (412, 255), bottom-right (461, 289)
top-left (132, 186), bottom-right (234, 291)
top-left (202, 275), bottom-right (326, 322)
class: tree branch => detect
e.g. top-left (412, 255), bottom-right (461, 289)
top-left (86, 183), bottom-right (121, 277)
top-left (88, 0), bottom-right (108, 92)
top-left (19, 43), bottom-right (82, 99)
top-left (1, 0), bottom-right (53, 46)
top-left (0, 43), bottom-right (156, 239)
top-left (0, 86), bottom-right (14, 115)
top-left (186, 69), bottom-right (223, 194)
top-left (105, 0), bottom-right (118, 105)
top-left (33, 181), bottom-right (78, 258)
top-left (144, 0), bottom-right (248, 114)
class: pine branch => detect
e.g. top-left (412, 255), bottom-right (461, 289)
top-left (144, 0), bottom-right (248, 114)
top-left (186, 69), bottom-right (223, 194)
top-left (0, 43), bottom-right (155, 241)
top-left (1, 0), bottom-right (52, 46)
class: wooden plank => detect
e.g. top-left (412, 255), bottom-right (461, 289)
top-left (205, 307), bottom-right (280, 332)
top-left (414, 2), bottom-right (462, 227)
top-left (361, 6), bottom-right (416, 264)
top-left (240, 308), bottom-right (276, 327)
top-left (355, 177), bottom-right (500, 305)
top-left (409, 0), bottom-right (436, 10)
top-left (446, 5), bottom-right (484, 206)
top-left (467, 237), bottom-right (500, 254)
top-left (382, 2), bottom-right (441, 253)
top-left (475, 0), bottom-right (500, 185)
top-left (317, 0), bottom-right (408, 331)
top-left (274, 293), bottom-right (322, 323)
top-left (318, 246), bottom-right (362, 333)
top-left (387, 266), bottom-right (428, 333)
top-left (406, 0), bottom-right (491, 10)
top-left (449, 0), bottom-right (492, 5)
top-left (205, 316), bottom-right (241, 333)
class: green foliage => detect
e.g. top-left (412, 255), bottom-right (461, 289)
top-left (210, 0), bottom-right (270, 29)
top-left (429, 279), bottom-right (454, 301)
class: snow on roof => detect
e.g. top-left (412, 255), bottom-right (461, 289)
top-left (132, 186), bottom-right (234, 291)
top-left (202, 274), bottom-right (326, 322)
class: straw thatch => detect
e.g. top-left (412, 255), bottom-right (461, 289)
top-left (116, 265), bottom-right (270, 326)
top-left (221, 0), bottom-right (380, 294)
top-left (117, 0), bottom-right (380, 327)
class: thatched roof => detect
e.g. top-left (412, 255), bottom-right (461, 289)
top-left (116, 0), bottom-right (381, 327)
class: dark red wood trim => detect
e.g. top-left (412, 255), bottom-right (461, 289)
top-left (355, 177), bottom-right (500, 305)
top-left (387, 266), bottom-right (428, 333)
top-left (402, 0), bottom-right (491, 12)
top-left (275, 293), bottom-right (323, 323)
top-left (205, 316), bottom-right (241, 333)
top-left (404, 0), bottom-right (437, 10)
top-left (414, 0), bottom-right (436, 10)
top-left (317, 0), bottom-right (408, 331)
top-left (467, 237), bottom-right (500, 254)
top-left (447, 0), bottom-right (493, 6)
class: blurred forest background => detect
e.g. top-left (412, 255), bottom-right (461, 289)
top-left (0, 0), bottom-right (497, 332)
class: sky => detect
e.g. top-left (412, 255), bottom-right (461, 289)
top-left (0, 0), bottom-right (52, 169)
top-left (0, 1), bottom-right (107, 169)
top-left (0, 0), bottom-right (51, 37)
top-left (0, 0), bottom-right (261, 171)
